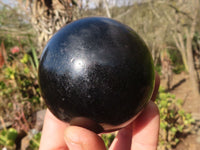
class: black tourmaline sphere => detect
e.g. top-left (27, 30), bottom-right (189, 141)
top-left (38, 17), bottom-right (155, 133)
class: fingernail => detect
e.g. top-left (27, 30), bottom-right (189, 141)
top-left (65, 140), bottom-right (82, 150)
top-left (64, 134), bottom-right (82, 150)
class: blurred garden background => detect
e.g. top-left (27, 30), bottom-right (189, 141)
top-left (0, 0), bottom-right (200, 149)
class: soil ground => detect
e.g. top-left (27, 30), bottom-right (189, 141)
top-left (161, 72), bottom-right (200, 150)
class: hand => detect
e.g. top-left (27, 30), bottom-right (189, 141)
top-left (39, 73), bottom-right (160, 150)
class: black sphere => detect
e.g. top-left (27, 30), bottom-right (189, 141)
top-left (38, 17), bottom-right (155, 133)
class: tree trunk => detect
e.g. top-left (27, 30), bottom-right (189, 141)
top-left (173, 34), bottom-right (189, 72)
top-left (186, 0), bottom-right (199, 96)
top-left (30, 0), bottom-right (79, 51)
top-left (186, 29), bottom-right (199, 95)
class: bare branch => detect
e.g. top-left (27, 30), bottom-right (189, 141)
top-left (0, 1), bottom-right (13, 10)
top-left (189, 0), bottom-right (198, 38)
top-left (167, 4), bottom-right (193, 20)
top-left (103, 0), bottom-right (111, 18)
top-left (173, 35), bottom-right (181, 51)
top-left (114, 7), bottom-right (133, 19)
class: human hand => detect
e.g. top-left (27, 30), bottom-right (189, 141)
top-left (39, 73), bottom-right (160, 150)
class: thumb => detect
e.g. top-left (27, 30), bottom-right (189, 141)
top-left (64, 126), bottom-right (106, 150)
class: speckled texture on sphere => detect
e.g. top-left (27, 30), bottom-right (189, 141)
top-left (38, 17), bottom-right (155, 132)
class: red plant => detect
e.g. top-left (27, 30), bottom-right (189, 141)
top-left (0, 42), bottom-right (6, 68)
top-left (0, 50), bottom-right (4, 68)
top-left (10, 46), bottom-right (20, 54)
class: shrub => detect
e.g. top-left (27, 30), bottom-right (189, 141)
top-left (156, 87), bottom-right (195, 149)
top-left (28, 132), bottom-right (41, 150)
top-left (0, 128), bottom-right (18, 149)
top-left (0, 45), bottom-right (43, 132)
top-left (101, 133), bottom-right (115, 149)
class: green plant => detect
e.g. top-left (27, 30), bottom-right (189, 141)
top-left (0, 128), bottom-right (18, 149)
top-left (28, 132), bottom-right (41, 150)
top-left (101, 133), bottom-right (115, 149)
top-left (172, 64), bottom-right (185, 74)
top-left (155, 64), bottom-right (162, 75)
top-left (24, 46), bottom-right (39, 76)
top-left (156, 87), bottom-right (195, 149)
top-left (0, 45), bottom-right (42, 133)
top-left (167, 49), bottom-right (185, 74)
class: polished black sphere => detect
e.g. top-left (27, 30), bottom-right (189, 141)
top-left (38, 17), bottom-right (155, 133)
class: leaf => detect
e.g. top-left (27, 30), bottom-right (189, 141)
top-left (1, 130), bottom-right (7, 137)
top-left (159, 93), bottom-right (168, 100)
top-left (31, 47), bottom-right (39, 68)
top-left (189, 118), bottom-right (195, 123)
top-left (178, 110), bottom-right (185, 116)
top-left (20, 54), bottom-right (29, 64)
top-left (170, 94), bottom-right (176, 99)
top-left (158, 86), bottom-right (165, 93)
top-left (24, 67), bottom-right (30, 74)
top-left (185, 113), bottom-right (192, 119)
top-left (176, 99), bottom-right (183, 105)
top-left (175, 138), bottom-right (179, 144)
top-left (160, 122), bottom-right (167, 129)
top-left (6, 140), bottom-right (15, 146)
top-left (160, 100), bottom-right (168, 107)
top-left (7, 128), bottom-right (18, 141)
top-left (170, 127), bottom-right (177, 134)
top-left (0, 81), bottom-right (6, 89)
top-left (177, 125), bottom-right (183, 132)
